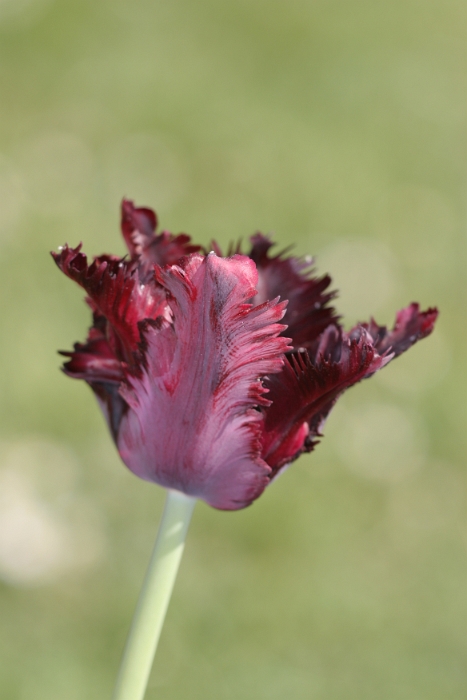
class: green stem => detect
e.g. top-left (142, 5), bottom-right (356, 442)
top-left (112, 489), bottom-right (196, 700)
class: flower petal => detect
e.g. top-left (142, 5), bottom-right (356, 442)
top-left (117, 252), bottom-right (290, 510)
top-left (60, 325), bottom-right (124, 384)
top-left (52, 245), bottom-right (168, 363)
top-left (121, 199), bottom-right (158, 258)
top-left (248, 233), bottom-right (338, 350)
top-left (358, 303), bottom-right (439, 357)
top-left (262, 302), bottom-right (438, 472)
top-left (262, 326), bottom-right (391, 471)
top-left (92, 382), bottom-right (129, 443)
top-left (121, 199), bottom-right (201, 274)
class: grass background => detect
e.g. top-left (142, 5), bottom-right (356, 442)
top-left (0, 1), bottom-right (465, 698)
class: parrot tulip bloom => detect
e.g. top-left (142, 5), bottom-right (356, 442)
top-left (53, 200), bottom-right (438, 510)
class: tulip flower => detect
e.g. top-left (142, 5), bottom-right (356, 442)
top-left (52, 200), bottom-right (437, 700)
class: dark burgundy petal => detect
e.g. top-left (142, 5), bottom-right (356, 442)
top-left (91, 381), bottom-right (129, 443)
top-left (52, 244), bottom-right (168, 364)
top-left (262, 327), bottom-right (391, 472)
top-left (58, 321), bottom-right (129, 441)
top-left (121, 199), bottom-right (201, 273)
top-left (121, 199), bottom-right (158, 258)
top-left (358, 303), bottom-right (439, 358)
top-left (59, 327), bottom-right (124, 384)
top-left (248, 233), bottom-right (338, 350)
top-left (117, 252), bottom-right (290, 510)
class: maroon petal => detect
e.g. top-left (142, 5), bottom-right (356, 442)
top-left (60, 326), bottom-right (124, 384)
top-left (117, 252), bottom-right (290, 510)
top-left (121, 200), bottom-right (158, 258)
top-left (57, 320), bottom-right (129, 440)
top-left (262, 327), bottom-right (391, 472)
top-left (248, 233), bottom-right (338, 350)
top-left (359, 303), bottom-right (439, 357)
top-left (121, 199), bottom-right (201, 273)
top-left (52, 244), bottom-right (168, 364)
top-left (92, 381), bottom-right (129, 443)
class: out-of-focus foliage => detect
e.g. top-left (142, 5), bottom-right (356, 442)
top-left (0, 1), bottom-right (465, 698)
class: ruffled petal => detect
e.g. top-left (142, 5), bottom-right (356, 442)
top-left (358, 303), bottom-right (439, 357)
top-left (248, 233), bottom-right (338, 350)
top-left (121, 200), bottom-right (158, 258)
top-left (262, 302), bottom-right (438, 472)
top-left (121, 199), bottom-right (201, 274)
top-left (57, 319), bottom-right (129, 441)
top-left (52, 244), bottom-right (168, 364)
top-left (262, 326), bottom-right (392, 471)
top-left (117, 252), bottom-right (290, 510)
top-left (59, 326), bottom-right (124, 383)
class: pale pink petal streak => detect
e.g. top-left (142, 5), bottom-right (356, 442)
top-left (118, 253), bottom-right (290, 510)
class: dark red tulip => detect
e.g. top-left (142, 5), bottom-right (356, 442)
top-left (52, 200), bottom-right (438, 509)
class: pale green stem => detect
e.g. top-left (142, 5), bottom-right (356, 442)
top-left (112, 489), bottom-right (196, 700)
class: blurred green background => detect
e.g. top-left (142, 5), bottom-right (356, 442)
top-left (0, 1), bottom-right (465, 698)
